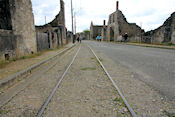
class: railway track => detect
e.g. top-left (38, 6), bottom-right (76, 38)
top-left (0, 44), bottom-right (77, 108)
top-left (36, 44), bottom-right (138, 117)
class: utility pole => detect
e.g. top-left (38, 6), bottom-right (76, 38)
top-left (71, 0), bottom-right (74, 43)
top-left (74, 12), bottom-right (76, 35)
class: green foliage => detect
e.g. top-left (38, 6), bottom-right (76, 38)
top-left (12, 58), bottom-right (17, 61)
top-left (83, 30), bottom-right (90, 35)
top-left (168, 42), bottom-right (173, 46)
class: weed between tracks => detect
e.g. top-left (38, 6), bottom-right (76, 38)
top-left (113, 96), bottom-right (126, 107)
top-left (81, 67), bottom-right (96, 71)
top-left (164, 111), bottom-right (175, 117)
top-left (0, 108), bottom-right (8, 114)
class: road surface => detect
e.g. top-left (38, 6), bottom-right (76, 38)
top-left (86, 41), bottom-right (175, 101)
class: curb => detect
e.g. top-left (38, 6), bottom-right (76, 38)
top-left (0, 44), bottom-right (76, 90)
top-left (124, 43), bottom-right (175, 50)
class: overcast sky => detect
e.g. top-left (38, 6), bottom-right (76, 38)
top-left (31, 0), bottom-right (175, 32)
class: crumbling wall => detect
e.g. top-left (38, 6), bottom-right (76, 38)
top-left (48, 0), bottom-right (66, 44)
top-left (35, 0), bottom-right (67, 51)
top-left (144, 12), bottom-right (175, 44)
top-left (107, 10), bottom-right (142, 42)
top-left (0, 0), bottom-right (37, 61)
top-left (10, 0), bottom-right (37, 55)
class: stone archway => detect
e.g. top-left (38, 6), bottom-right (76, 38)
top-left (110, 27), bottom-right (114, 41)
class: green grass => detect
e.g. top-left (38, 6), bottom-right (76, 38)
top-left (113, 96), bottom-right (126, 107)
top-left (164, 111), bottom-right (175, 117)
top-left (99, 58), bottom-right (103, 62)
top-left (0, 109), bottom-right (8, 114)
top-left (81, 67), bottom-right (96, 71)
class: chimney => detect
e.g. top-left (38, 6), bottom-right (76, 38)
top-left (103, 20), bottom-right (106, 26)
top-left (116, 1), bottom-right (119, 10)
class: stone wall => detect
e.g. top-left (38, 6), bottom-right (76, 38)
top-left (10, 0), bottom-right (37, 55)
top-left (171, 31), bottom-right (175, 44)
top-left (0, 30), bottom-right (16, 60)
top-left (36, 33), bottom-right (49, 52)
top-left (0, 0), bottom-right (12, 30)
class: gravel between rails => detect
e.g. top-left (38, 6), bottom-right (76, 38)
top-left (41, 43), bottom-right (131, 117)
top-left (0, 44), bottom-right (79, 117)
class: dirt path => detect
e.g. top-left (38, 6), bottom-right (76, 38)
top-left (42, 44), bottom-right (130, 117)
top-left (0, 43), bottom-right (74, 81)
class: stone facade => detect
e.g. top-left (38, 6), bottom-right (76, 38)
top-left (0, 0), bottom-right (37, 60)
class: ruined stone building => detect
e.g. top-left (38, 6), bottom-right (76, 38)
top-left (106, 1), bottom-right (143, 42)
top-left (90, 22), bottom-right (105, 40)
top-left (90, 1), bottom-right (175, 44)
top-left (0, 0), bottom-right (37, 60)
top-left (35, 0), bottom-right (67, 51)
top-left (143, 12), bottom-right (175, 44)
top-left (0, 0), bottom-right (70, 61)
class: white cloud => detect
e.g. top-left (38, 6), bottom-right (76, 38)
top-left (31, 0), bottom-right (175, 32)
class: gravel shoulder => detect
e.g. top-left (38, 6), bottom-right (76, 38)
top-left (90, 44), bottom-right (175, 117)
top-left (42, 43), bottom-right (130, 117)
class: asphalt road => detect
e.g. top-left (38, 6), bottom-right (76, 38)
top-left (86, 41), bottom-right (175, 101)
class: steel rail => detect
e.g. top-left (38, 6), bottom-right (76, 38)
top-left (88, 45), bottom-right (137, 117)
top-left (37, 46), bottom-right (81, 117)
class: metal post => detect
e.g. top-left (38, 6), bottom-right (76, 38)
top-left (71, 0), bottom-right (74, 43)
top-left (74, 12), bottom-right (76, 35)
